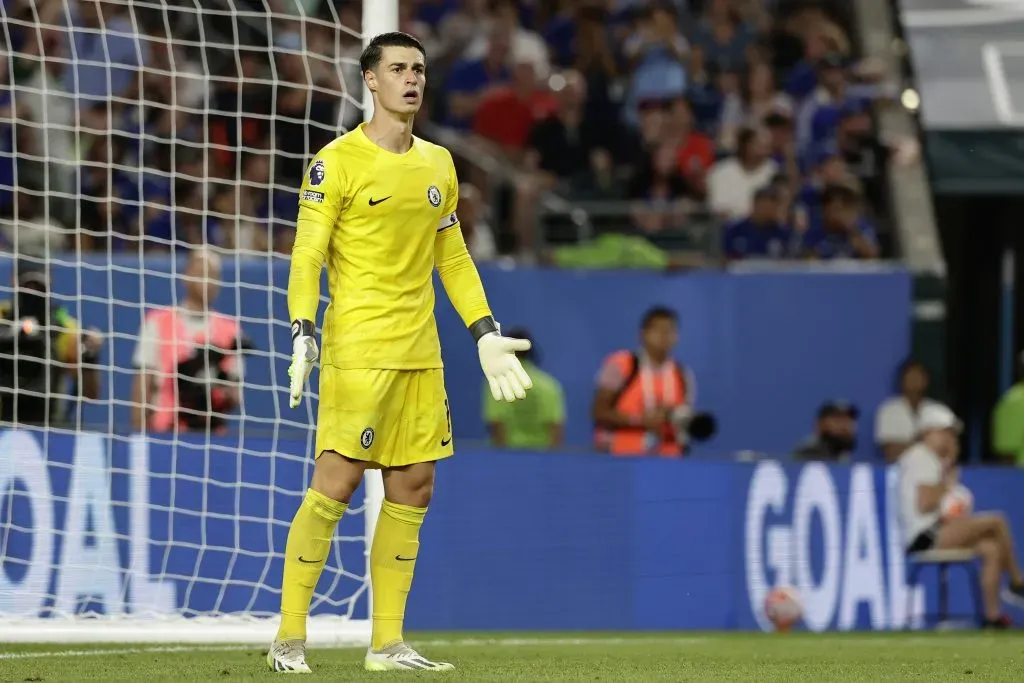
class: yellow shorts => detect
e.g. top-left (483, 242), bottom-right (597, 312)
top-left (315, 365), bottom-right (454, 468)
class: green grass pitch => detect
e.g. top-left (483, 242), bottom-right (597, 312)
top-left (3, 632), bottom-right (1024, 682)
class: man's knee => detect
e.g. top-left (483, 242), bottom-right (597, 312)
top-left (976, 512), bottom-right (1010, 536)
top-left (310, 451), bottom-right (365, 503)
top-left (977, 538), bottom-right (1001, 563)
top-left (384, 463), bottom-right (435, 508)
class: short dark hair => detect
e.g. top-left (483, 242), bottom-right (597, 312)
top-left (821, 183), bottom-right (861, 208)
top-left (641, 306), bottom-right (678, 330)
top-left (359, 32), bottom-right (426, 74)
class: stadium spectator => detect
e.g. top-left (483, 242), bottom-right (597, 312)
top-left (572, 6), bottom-right (621, 130)
top-left (795, 52), bottom-right (862, 155)
top-left (0, 189), bottom-right (69, 256)
top-left (512, 70), bottom-right (607, 254)
top-left (473, 56), bottom-right (557, 159)
top-left (131, 249), bottom-right (247, 433)
top-left (457, 183), bottom-right (498, 262)
top-left (793, 141), bottom-right (849, 232)
top-left (63, 0), bottom-right (150, 130)
top-left (628, 142), bottom-right (694, 235)
top-left (800, 184), bottom-right (878, 260)
top-left (708, 127), bottom-right (777, 220)
top-left (793, 400), bottom-right (859, 462)
top-left (482, 327), bottom-right (566, 450)
top-left (992, 352), bottom-right (1024, 466)
top-left (692, 0), bottom-right (757, 75)
top-left (718, 60), bottom-right (793, 152)
top-left (722, 186), bottom-right (794, 261)
top-left (898, 404), bottom-right (1024, 629)
top-left (622, 3), bottom-right (689, 128)
top-left (875, 359), bottom-right (944, 464)
top-left (592, 306), bottom-right (699, 457)
top-left (0, 259), bottom-right (102, 426)
top-left (463, 0), bottom-right (550, 80)
top-left (443, 27), bottom-right (512, 130)
top-left (666, 99), bottom-right (715, 197)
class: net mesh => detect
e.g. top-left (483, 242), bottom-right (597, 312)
top-left (0, 0), bottom-right (376, 642)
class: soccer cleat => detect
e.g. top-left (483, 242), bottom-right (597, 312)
top-left (1001, 583), bottom-right (1024, 609)
top-left (267, 639), bottom-right (312, 674)
top-left (364, 641), bottom-right (454, 672)
top-left (983, 614), bottom-right (1012, 630)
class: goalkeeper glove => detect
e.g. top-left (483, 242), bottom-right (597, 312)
top-left (471, 317), bottom-right (534, 402)
top-left (288, 319), bottom-right (318, 408)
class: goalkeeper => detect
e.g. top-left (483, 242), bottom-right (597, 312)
top-left (268, 32), bottom-right (533, 674)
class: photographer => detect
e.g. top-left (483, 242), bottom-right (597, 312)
top-left (592, 306), bottom-right (715, 457)
top-left (0, 260), bottom-right (102, 425)
top-left (131, 249), bottom-right (248, 433)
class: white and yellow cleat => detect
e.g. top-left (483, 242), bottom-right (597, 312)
top-left (266, 639), bottom-right (312, 674)
top-left (364, 642), bottom-right (454, 672)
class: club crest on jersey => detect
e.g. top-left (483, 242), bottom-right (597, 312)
top-left (309, 159), bottom-right (326, 187)
top-left (360, 427), bottom-right (375, 449)
top-left (427, 185), bottom-right (442, 208)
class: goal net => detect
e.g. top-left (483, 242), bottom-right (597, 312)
top-left (0, 0), bottom-right (393, 644)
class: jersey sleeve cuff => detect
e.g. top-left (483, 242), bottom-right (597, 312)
top-left (469, 316), bottom-right (499, 342)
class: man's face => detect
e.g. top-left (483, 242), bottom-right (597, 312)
top-left (819, 156), bottom-right (846, 184)
top-left (642, 317), bottom-right (678, 358)
top-left (751, 195), bottom-right (778, 223)
top-left (744, 131), bottom-right (770, 165)
top-left (820, 65), bottom-right (846, 91)
top-left (365, 46), bottom-right (426, 117)
top-left (185, 253), bottom-right (222, 307)
top-left (820, 412), bottom-right (856, 445)
top-left (823, 199), bottom-right (857, 231)
top-left (902, 366), bottom-right (929, 397)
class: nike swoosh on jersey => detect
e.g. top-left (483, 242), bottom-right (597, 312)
top-left (298, 556), bottom-right (324, 564)
top-left (441, 436), bottom-right (452, 447)
top-left (368, 196), bottom-right (392, 206)
top-left (395, 555), bottom-right (417, 562)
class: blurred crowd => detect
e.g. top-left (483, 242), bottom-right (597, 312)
top-left (0, 0), bottom-right (916, 263)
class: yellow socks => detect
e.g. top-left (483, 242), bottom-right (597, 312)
top-left (370, 500), bottom-right (427, 651)
top-left (276, 488), bottom-right (347, 642)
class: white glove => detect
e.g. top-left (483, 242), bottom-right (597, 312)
top-left (288, 320), bottom-right (319, 408)
top-left (478, 331), bottom-right (534, 402)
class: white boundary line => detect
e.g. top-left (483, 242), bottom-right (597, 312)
top-left (0, 634), bottom-right (999, 662)
top-left (0, 637), bottom-right (713, 661)
top-left (981, 43), bottom-right (1019, 125)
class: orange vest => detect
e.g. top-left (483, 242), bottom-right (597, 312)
top-left (147, 307), bottom-right (240, 432)
top-left (595, 350), bottom-right (692, 457)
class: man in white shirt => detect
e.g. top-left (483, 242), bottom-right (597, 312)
top-left (899, 404), bottom-right (1024, 628)
top-left (708, 128), bottom-right (778, 220)
top-left (876, 360), bottom-right (943, 463)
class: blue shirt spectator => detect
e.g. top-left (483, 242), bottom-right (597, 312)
top-left (622, 6), bottom-right (688, 127)
top-left (63, 9), bottom-right (149, 108)
top-left (443, 37), bottom-right (512, 130)
top-left (723, 187), bottom-right (794, 260)
top-left (801, 184), bottom-right (879, 260)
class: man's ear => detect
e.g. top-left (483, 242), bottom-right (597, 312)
top-left (363, 69), bottom-right (377, 93)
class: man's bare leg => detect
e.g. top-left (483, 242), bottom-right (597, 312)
top-left (973, 538), bottom-right (1004, 621)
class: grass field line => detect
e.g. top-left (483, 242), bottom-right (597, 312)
top-left (0, 636), bottom-right (710, 661)
top-left (0, 633), bottom-right (1001, 661)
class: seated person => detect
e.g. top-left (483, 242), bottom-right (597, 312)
top-left (723, 186), bottom-right (794, 261)
top-left (800, 183), bottom-right (879, 260)
top-left (793, 400), bottom-right (859, 462)
top-left (482, 328), bottom-right (565, 450)
top-left (899, 404), bottom-right (1024, 629)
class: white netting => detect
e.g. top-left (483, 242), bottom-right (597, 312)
top-left (0, 0), bottom-right (383, 643)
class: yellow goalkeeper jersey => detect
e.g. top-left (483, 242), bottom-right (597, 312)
top-left (288, 123), bottom-right (492, 370)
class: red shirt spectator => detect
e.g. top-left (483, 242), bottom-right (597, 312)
top-left (675, 132), bottom-right (715, 182)
top-left (473, 61), bottom-right (557, 152)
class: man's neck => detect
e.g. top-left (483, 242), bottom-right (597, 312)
top-left (182, 299), bottom-right (206, 313)
top-left (364, 111), bottom-right (415, 154)
top-left (642, 349), bottom-right (669, 366)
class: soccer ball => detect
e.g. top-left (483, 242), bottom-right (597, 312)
top-left (941, 484), bottom-right (974, 521)
top-left (764, 586), bottom-right (803, 632)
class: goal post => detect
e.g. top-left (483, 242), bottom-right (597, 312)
top-left (0, 0), bottom-right (395, 644)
